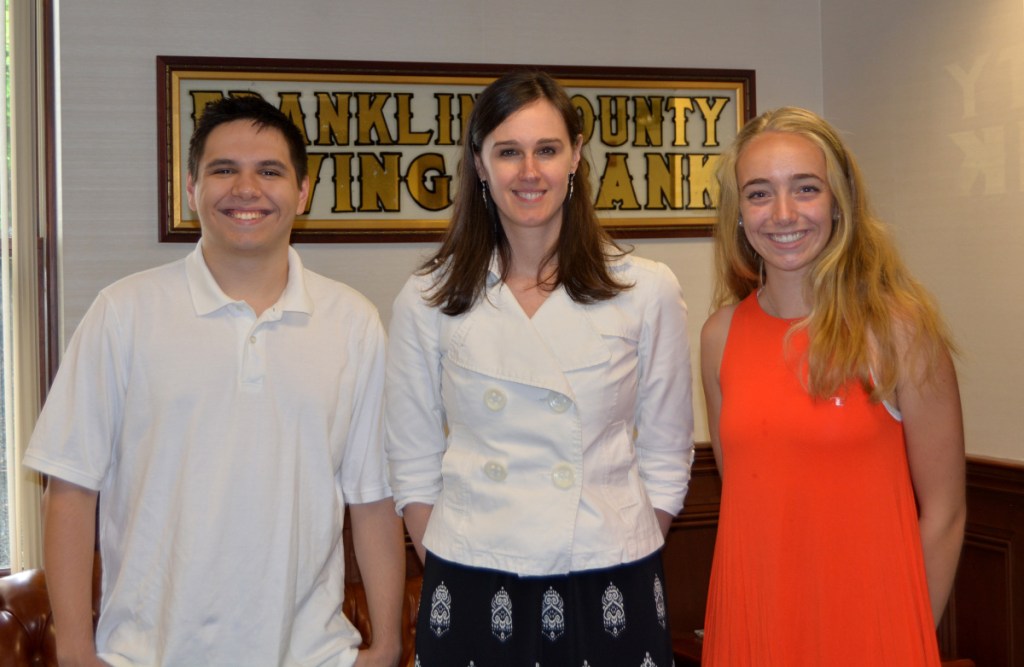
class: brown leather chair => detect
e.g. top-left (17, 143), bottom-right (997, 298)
top-left (0, 568), bottom-right (58, 667)
top-left (0, 559), bottom-right (101, 667)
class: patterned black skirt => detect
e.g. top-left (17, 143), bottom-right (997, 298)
top-left (414, 550), bottom-right (675, 667)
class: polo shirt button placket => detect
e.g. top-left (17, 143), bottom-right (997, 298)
top-left (241, 323), bottom-right (267, 386)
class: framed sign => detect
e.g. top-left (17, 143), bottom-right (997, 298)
top-left (157, 56), bottom-right (755, 242)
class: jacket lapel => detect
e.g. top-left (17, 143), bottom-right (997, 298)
top-left (446, 283), bottom-right (609, 398)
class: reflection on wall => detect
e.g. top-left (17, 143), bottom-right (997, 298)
top-left (823, 0), bottom-right (1024, 462)
top-left (948, 43), bottom-right (1024, 196)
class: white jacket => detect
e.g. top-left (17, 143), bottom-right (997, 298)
top-left (385, 254), bottom-right (694, 575)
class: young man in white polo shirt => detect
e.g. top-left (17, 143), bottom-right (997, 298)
top-left (24, 95), bottom-right (404, 667)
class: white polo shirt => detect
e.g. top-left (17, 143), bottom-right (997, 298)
top-left (24, 242), bottom-right (390, 666)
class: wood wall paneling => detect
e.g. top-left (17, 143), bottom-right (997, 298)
top-left (663, 445), bottom-right (720, 662)
top-left (950, 457), bottom-right (1024, 666)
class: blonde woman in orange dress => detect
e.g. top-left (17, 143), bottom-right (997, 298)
top-left (700, 107), bottom-right (965, 666)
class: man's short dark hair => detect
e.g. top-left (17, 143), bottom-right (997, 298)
top-left (187, 94), bottom-right (308, 185)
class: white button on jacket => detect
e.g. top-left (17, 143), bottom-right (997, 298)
top-left (551, 463), bottom-right (576, 490)
top-left (484, 388), bottom-right (507, 412)
top-left (384, 254), bottom-right (695, 576)
top-left (483, 460), bottom-right (508, 482)
top-left (546, 391), bottom-right (572, 413)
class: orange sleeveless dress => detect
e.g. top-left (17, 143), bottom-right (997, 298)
top-left (702, 294), bottom-right (940, 666)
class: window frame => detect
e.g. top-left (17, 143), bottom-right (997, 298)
top-left (1, 0), bottom-right (57, 577)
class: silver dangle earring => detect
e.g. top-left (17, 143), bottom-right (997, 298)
top-left (758, 256), bottom-right (765, 290)
top-left (481, 180), bottom-right (490, 207)
top-left (567, 172), bottom-right (575, 202)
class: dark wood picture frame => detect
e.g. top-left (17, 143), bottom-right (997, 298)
top-left (157, 57), bottom-right (756, 243)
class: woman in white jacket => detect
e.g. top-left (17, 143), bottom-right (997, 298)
top-left (384, 70), bottom-right (694, 667)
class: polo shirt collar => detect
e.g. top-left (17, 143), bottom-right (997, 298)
top-left (186, 240), bottom-right (314, 316)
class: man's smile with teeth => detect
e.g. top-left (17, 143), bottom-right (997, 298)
top-left (227, 210), bottom-right (266, 221)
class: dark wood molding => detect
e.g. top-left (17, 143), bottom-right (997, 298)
top-left (966, 455), bottom-right (1024, 496)
top-left (673, 443), bottom-right (722, 528)
top-left (948, 455), bottom-right (1024, 666)
top-left (663, 444), bottom-right (719, 656)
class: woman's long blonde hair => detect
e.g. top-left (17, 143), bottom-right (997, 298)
top-left (712, 107), bottom-right (955, 401)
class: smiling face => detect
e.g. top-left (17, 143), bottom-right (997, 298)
top-left (186, 119), bottom-right (309, 263)
top-left (736, 131), bottom-right (835, 282)
top-left (474, 99), bottom-right (582, 243)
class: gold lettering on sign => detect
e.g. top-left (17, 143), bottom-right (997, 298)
top-left (190, 91), bottom-right (223, 124)
top-left (315, 92), bottom-right (351, 146)
top-left (177, 82), bottom-right (741, 225)
top-left (303, 154), bottom-right (328, 214)
top-left (633, 97), bottom-right (664, 147)
top-left (356, 93), bottom-right (394, 145)
top-left (395, 93), bottom-right (434, 145)
top-left (595, 153), bottom-right (641, 210)
top-left (330, 154), bottom-right (355, 213)
top-left (279, 93), bottom-right (309, 144)
top-left (599, 96), bottom-right (630, 147)
top-left (688, 153), bottom-right (720, 209)
top-left (435, 93), bottom-right (456, 146)
top-left (571, 95), bottom-right (596, 144)
top-left (358, 152), bottom-right (402, 212)
top-left (666, 97), bottom-right (695, 147)
top-left (407, 153), bottom-right (451, 211)
top-left (646, 153), bottom-right (685, 210)
top-left (695, 97), bottom-right (729, 147)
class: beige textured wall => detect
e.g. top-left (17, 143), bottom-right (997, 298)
top-left (822, 0), bottom-right (1024, 462)
top-left (55, 0), bottom-right (827, 444)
